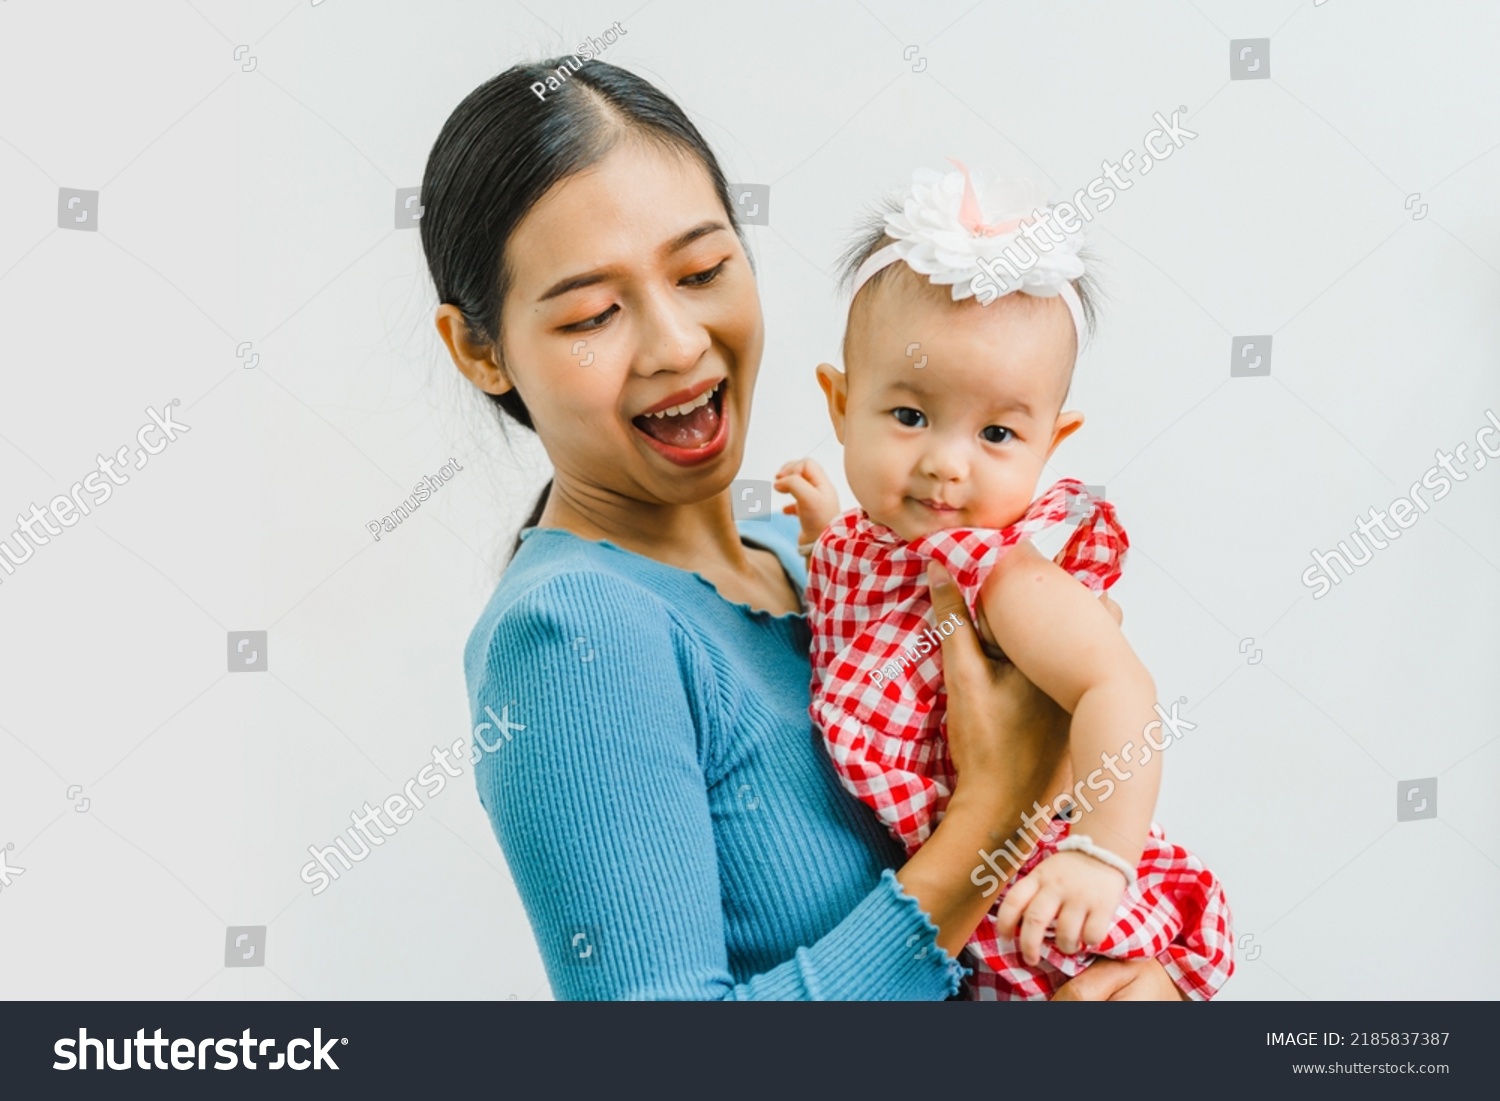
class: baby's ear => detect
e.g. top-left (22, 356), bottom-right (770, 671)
top-left (814, 363), bottom-right (849, 442)
top-left (1047, 410), bottom-right (1085, 457)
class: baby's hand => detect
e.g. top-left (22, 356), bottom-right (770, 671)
top-left (994, 850), bottom-right (1129, 966)
top-left (773, 458), bottom-right (839, 547)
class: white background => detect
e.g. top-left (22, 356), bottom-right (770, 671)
top-left (0, 0), bottom-right (1496, 1001)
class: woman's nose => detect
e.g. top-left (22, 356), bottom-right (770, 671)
top-left (635, 287), bottom-right (710, 376)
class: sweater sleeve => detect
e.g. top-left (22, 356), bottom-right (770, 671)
top-left (471, 570), bottom-right (965, 1001)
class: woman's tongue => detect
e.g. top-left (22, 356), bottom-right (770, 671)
top-left (634, 399), bottom-right (720, 449)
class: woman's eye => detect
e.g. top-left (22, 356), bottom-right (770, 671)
top-left (564, 304), bottom-right (618, 332)
top-left (981, 425), bottom-right (1013, 444)
top-left (893, 407), bottom-right (926, 428)
top-left (680, 261), bottom-right (726, 287)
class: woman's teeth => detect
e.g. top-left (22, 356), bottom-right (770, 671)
top-left (644, 382), bottom-right (719, 419)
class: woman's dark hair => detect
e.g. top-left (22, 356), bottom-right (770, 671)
top-left (419, 58), bottom-right (743, 556)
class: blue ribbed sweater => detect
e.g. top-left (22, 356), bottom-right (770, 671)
top-left (464, 512), bottom-right (967, 1000)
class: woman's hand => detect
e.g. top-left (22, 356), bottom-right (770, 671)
top-left (892, 563), bottom-right (1073, 957)
top-left (943, 578), bottom-right (1121, 800)
top-left (892, 565), bottom-right (1130, 959)
top-left (1051, 958), bottom-right (1188, 1001)
top-left (934, 562), bottom-right (1072, 812)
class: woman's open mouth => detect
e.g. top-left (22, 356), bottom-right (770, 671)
top-left (631, 380), bottom-right (729, 465)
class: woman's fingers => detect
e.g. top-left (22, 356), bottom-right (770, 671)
top-left (1050, 958), bottom-right (1132, 1001)
top-left (927, 563), bottom-right (981, 681)
top-left (933, 560), bottom-right (1071, 797)
top-left (1051, 958), bottom-right (1187, 1001)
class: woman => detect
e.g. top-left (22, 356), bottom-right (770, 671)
top-left (423, 58), bottom-right (1184, 1000)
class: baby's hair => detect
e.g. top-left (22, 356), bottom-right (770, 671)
top-left (837, 196), bottom-right (1102, 370)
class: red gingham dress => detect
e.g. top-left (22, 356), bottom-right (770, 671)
top-left (806, 479), bottom-right (1234, 1000)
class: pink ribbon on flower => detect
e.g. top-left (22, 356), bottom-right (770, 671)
top-left (947, 157), bottom-right (1025, 238)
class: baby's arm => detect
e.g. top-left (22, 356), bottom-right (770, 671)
top-left (774, 458), bottom-right (840, 552)
top-left (980, 541), bottom-right (1159, 964)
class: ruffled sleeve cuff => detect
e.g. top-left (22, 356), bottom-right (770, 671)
top-left (760, 869), bottom-right (968, 1001)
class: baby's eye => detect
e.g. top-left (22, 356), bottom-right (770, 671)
top-left (892, 407), bottom-right (926, 428)
top-left (981, 425), bottom-right (1013, 444)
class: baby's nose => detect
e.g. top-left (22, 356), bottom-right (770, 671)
top-left (918, 444), bottom-right (966, 481)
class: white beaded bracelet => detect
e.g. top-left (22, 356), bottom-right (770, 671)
top-left (1056, 834), bottom-right (1137, 886)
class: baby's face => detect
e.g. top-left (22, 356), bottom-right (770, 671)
top-left (822, 288), bottom-right (1082, 541)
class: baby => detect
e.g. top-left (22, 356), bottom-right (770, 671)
top-left (777, 163), bottom-right (1233, 1000)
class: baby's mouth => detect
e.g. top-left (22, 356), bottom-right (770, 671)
top-left (631, 381), bottom-right (724, 450)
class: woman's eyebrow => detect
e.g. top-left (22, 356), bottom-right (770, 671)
top-left (537, 269), bottom-right (612, 303)
top-left (663, 220), bottom-right (729, 255)
top-left (536, 221), bottom-right (730, 303)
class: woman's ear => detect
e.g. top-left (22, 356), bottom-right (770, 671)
top-left (1046, 409), bottom-right (1084, 458)
top-left (815, 362), bottom-right (849, 443)
top-left (436, 305), bottom-right (512, 396)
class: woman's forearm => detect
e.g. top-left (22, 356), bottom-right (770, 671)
top-left (895, 784), bottom-right (1052, 958)
top-left (911, 562), bottom-right (1075, 957)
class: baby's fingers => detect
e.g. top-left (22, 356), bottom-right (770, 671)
top-left (995, 873), bottom-right (1038, 933)
top-left (773, 471), bottom-right (817, 503)
top-left (798, 457), bottom-right (833, 489)
top-left (1053, 900), bottom-right (1088, 956)
top-left (1081, 909), bottom-right (1115, 953)
top-left (1019, 888), bottom-right (1061, 966)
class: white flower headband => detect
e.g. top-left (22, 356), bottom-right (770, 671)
top-left (850, 160), bottom-right (1088, 345)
